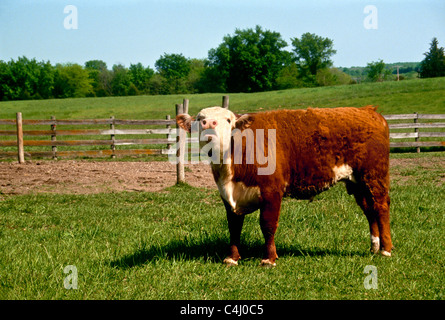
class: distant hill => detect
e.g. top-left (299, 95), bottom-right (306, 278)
top-left (339, 62), bottom-right (420, 81)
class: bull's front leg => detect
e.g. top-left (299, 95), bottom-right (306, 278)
top-left (222, 199), bottom-right (245, 266)
top-left (259, 192), bottom-right (282, 267)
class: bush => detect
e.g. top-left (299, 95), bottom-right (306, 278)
top-left (276, 64), bottom-right (304, 89)
top-left (316, 68), bottom-right (352, 86)
top-left (53, 63), bottom-right (93, 98)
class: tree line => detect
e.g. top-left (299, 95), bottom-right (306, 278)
top-left (344, 38), bottom-right (445, 83)
top-left (1, 26), bottom-right (444, 101)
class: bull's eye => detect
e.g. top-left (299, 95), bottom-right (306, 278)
top-left (227, 119), bottom-right (231, 124)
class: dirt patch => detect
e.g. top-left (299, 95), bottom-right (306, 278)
top-left (0, 157), bottom-right (443, 196)
top-left (389, 156), bottom-right (445, 186)
top-left (0, 160), bottom-right (215, 195)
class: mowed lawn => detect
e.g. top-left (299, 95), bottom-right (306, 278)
top-left (0, 153), bottom-right (443, 300)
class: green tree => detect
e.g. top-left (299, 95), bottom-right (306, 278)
top-left (85, 59), bottom-right (107, 71)
top-left (155, 53), bottom-right (191, 93)
top-left (37, 60), bottom-right (55, 99)
top-left (155, 53), bottom-right (190, 80)
top-left (197, 59), bottom-right (227, 93)
top-left (110, 64), bottom-right (131, 96)
top-left (276, 63), bottom-right (303, 89)
top-left (185, 59), bottom-right (206, 93)
top-left (0, 60), bottom-right (11, 101)
top-left (0, 56), bottom-right (55, 100)
top-left (419, 37), bottom-right (445, 78)
top-left (4, 57), bottom-right (37, 99)
top-left (147, 74), bottom-right (170, 95)
top-left (85, 60), bottom-right (112, 97)
top-left (129, 63), bottom-right (154, 93)
top-left (291, 33), bottom-right (336, 86)
top-left (53, 63), bottom-right (93, 98)
top-left (365, 59), bottom-right (391, 82)
top-left (208, 25), bottom-right (289, 92)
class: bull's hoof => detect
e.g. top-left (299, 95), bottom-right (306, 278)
top-left (380, 250), bottom-right (391, 257)
top-left (370, 235), bottom-right (380, 254)
top-left (260, 259), bottom-right (276, 268)
top-left (223, 257), bottom-right (238, 266)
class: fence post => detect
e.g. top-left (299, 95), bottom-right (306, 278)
top-left (183, 98), bottom-right (189, 114)
top-left (414, 112), bottom-right (420, 153)
top-left (16, 112), bottom-right (25, 164)
top-left (51, 115), bottom-right (57, 160)
top-left (222, 95), bottom-right (229, 109)
top-left (176, 103), bottom-right (185, 184)
top-left (166, 115), bottom-right (172, 150)
top-left (110, 116), bottom-right (116, 159)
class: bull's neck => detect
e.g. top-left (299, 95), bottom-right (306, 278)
top-left (211, 162), bottom-right (232, 177)
top-left (210, 160), bottom-right (234, 184)
top-left (209, 150), bottom-right (235, 182)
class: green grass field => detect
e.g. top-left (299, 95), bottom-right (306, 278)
top-left (0, 156), bottom-right (443, 299)
top-left (0, 79), bottom-right (444, 300)
top-left (1, 77), bottom-right (445, 120)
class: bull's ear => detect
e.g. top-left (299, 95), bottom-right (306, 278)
top-left (235, 113), bottom-right (255, 130)
top-left (176, 114), bottom-right (193, 132)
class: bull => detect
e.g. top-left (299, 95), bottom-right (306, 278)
top-left (176, 106), bottom-right (393, 267)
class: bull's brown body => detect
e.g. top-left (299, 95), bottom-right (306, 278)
top-left (177, 106), bottom-right (393, 266)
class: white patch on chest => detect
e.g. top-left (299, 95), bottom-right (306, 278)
top-left (213, 164), bottom-right (260, 215)
top-left (332, 164), bottom-right (356, 184)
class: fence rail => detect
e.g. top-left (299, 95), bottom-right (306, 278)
top-left (0, 113), bottom-right (179, 162)
top-left (383, 113), bottom-right (445, 152)
top-left (0, 119), bottom-right (174, 126)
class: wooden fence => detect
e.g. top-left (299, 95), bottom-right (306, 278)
top-left (0, 98), bottom-right (444, 184)
top-left (0, 114), bottom-right (178, 161)
top-left (384, 113), bottom-right (445, 152)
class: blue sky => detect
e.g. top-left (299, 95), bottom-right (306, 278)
top-left (0, 0), bottom-right (444, 69)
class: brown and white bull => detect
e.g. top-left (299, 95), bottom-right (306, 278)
top-left (176, 106), bottom-right (393, 267)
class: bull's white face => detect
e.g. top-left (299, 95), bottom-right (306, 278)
top-left (176, 106), bottom-right (253, 164)
top-left (195, 107), bottom-right (237, 157)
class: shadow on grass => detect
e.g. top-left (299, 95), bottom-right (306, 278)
top-left (109, 237), bottom-right (368, 269)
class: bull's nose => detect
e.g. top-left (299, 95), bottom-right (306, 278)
top-left (201, 119), bottom-right (218, 129)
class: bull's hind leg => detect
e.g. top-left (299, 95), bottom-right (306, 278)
top-left (259, 192), bottom-right (282, 267)
top-left (369, 183), bottom-right (392, 256)
top-left (346, 179), bottom-right (392, 256)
